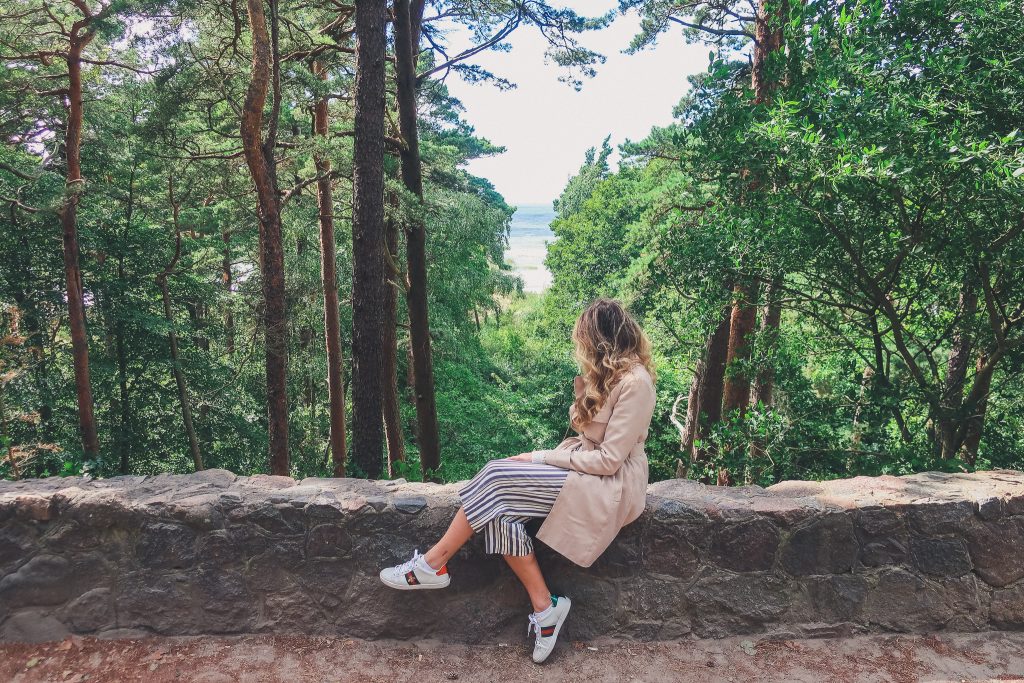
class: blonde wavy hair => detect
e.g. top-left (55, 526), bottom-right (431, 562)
top-left (571, 297), bottom-right (657, 429)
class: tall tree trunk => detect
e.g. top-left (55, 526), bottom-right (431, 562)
top-left (313, 60), bottom-right (348, 477)
top-left (723, 281), bottom-right (758, 414)
top-left (222, 228), bottom-right (235, 356)
top-left (850, 366), bottom-right (873, 448)
top-left (752, 0), bottom-right (787, 104)
top-left (382, 191), bottom-right (406, 476)
top-left (938, 275), bottom-right (977, 458)
top-left (749, 276), bottom-right (783, 461)
top-left (114, 294), bottom-right (131, 473)
top-left (350, 0), bottom-right (388, 478)
top-left (722, 0), bottom-right (788, 478)
top-left (394, 0), bottom-right (441, 480)
top-left (752, 276), bottom-right (783, 407)
top-left (241, 0), bottom-right (289, 475)
top-left (160, 268), bottom-right (203, 471)
top-left (61, 34), bottom-right (100, 459)
top-left (115, 167), bottom-right (136, 474)
top-left (960, 353), bottom-right (993, 465)
top-left (164, 180), bottom-right (203, 471)
top-left (694, 308), bottom-right (731, 469)
top-left (675, 357), bottom-right (704, 478)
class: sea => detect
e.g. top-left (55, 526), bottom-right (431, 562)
top-left (505, 203), bottom-right (557, 293)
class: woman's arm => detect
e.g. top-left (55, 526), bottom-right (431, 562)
top-left (530, 375), bottom-right (656, 476)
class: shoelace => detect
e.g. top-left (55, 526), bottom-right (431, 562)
top-left (396, 549), bottom-right (422, 575)
top-left (527, 612), bottom-right (541, 638)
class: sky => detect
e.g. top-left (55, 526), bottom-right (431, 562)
top-left (440, 2), bottom-right (709, 207)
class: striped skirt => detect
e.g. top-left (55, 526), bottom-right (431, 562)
top-left (457, 459), bottom-right (569, 556)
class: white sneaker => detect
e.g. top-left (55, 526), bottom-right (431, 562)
top-left (527, 595), bottom-right (571, 663)
top-left (379, 549), bottom-right (451, 590)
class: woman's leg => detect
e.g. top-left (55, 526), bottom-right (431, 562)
top-left (504, 552), bottom-right (553, 613)
top-left (420, 459), bottom-right (567, 574)
top-left (423, 507), bottom-right (474, 569)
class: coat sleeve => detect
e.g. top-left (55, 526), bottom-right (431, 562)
top-left (533, 375), bottom-right (656, 476)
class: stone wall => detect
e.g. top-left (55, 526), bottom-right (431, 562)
top-left (1, 469), bottom-right (1023, 643)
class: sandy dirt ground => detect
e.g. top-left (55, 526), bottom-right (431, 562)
top-left (0, 631), bottom-right (1022, 683)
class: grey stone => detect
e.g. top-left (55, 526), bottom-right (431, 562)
top-left (803, 575), bottom-right (867, 621)
top-left (115, 572), bottom-right (195, 633)
top-left (1, 469), bottom-right (1022, 644)
top-left (642, 525), bottom-right (700, 579)
top-left (0, 609), bottom-right (70, 643)
top-left (394, 496), bottom-right (428, 514)
top-left (780, 514), bottom-right (858, 575)
top-left (975, 496), bottom-right (1006, 520)
top-left (306, 524), bottom-right (353, 558)
top-left (863, 567), bottom-right (946, 631)
top-left (685, 570), bottom-right (790, 638)
top-left (0, 555), bottom-right (75, 607)
top-left (196, 568), bottom-right (257, 631)
top-left (195, 530), bottom-right (246, 568)
top-left (860, 538), bottom-right (908, 567)
top-left (941, 575), bottom-right (986, 630)
top-left (63, 587), bottom-right (114, 632)
top-left (991, 585), bottom-right (1024, 628)
top-left (589, 523), bottom-right (644, 578)
top-left (0, 531), bottom-right (28, 568)
top-left (965, 517), bottom-right (1024, 587)
top-left (908, 500), bottom-right (974, 535)
top-left (135, 523), bottom-right (197, 569)
top-left (856, 506), bottom-right (905, 536)
top-left (909, 538), bottom-right (972, 577)
top-left (365, 495), bottom-right (389, 512)
top-left (709, 518), bottom-right (780, 572)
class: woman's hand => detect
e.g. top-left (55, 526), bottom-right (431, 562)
top-left (505, 453), bottom-right (533, 462)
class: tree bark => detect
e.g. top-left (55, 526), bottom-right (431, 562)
top-left (961, 352), bottom-right (993, 465)
top-left (694, 308), bottom-right (731, 468)
top-left (752, 276), bottom-right (783, 407)
top-left (723, 282), bottom-right (758, 414)
top-left (313, 60), bottom-right (348, 478)
top-left (731, 0), bottom-right (786, 411)
top-left (61, 32), bottom-right (101, 459)
top-left (394, 0), bottom-right (441, 480)
top-left (675, 357), bottom-right (704, 478)
top-left (350, 0), bottom-right (388, 478)
top-left (752, 0), bottom-right (787, 104)
top-left (163, 179), bottom-right (203, 471)
top-left (749, 277), bottom-right (783, 460)
top-left (241, 0), bottom-right (290, 475)
top-left (114, 279), bottom-right (131, 474)
top-left (938, 275), bottom-right (977, 459)
top-left (382, 191), bottom-right (407, 476)
top-left (850, 366), bottom-right (873, 448)
top-left (222, 228), bottom-right (235, 356)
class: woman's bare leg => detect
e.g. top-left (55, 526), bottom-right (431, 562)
top-left (423, 507), bottom-right (474, 569)
top-left (504, 552), bottom-right (553, 613)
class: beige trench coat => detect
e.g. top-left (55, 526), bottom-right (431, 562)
top-left (529, 362), bottom-right (657, 567)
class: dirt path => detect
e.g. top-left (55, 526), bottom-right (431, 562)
top-left (1, 631), bottom-right (1022, 683)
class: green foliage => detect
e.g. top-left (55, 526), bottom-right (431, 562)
top-left (526, 0), bottom-right (1024, 483)
top-left (3, 0), bottom-right (1022, 487)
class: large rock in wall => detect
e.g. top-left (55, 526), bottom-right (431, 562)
top-left (1, 469), bottom-right (1023, 643)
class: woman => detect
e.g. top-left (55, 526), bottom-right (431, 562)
top-left (379, 297), bottom-right (658, 663)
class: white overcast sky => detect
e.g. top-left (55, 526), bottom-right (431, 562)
top-left (439, 2), bottom-right (708, 207)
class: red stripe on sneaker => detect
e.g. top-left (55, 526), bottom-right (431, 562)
top-left (540, 625), bottom-right (556, 637)
top-left (436, 564), bottom-right (448, 575)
